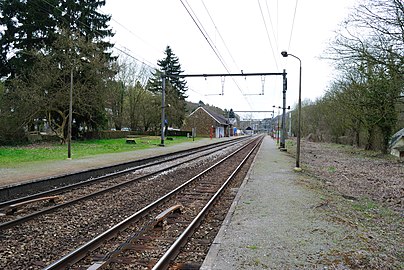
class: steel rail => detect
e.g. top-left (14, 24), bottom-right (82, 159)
top-left (152, 136), bottom-right (263, 269)
top-left (43, 136), bottom-right (261, 270)
top-left (0, 137), bottom-right (246, 210)
top-left (0, 136), bottom-right (248, 203)
top-left (0, 138), bottom-right (250, 231)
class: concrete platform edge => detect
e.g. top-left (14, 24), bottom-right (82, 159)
top-left (200, 138), bottom-right (263, 269)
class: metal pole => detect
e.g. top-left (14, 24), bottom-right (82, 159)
top-left (289, 110), bottom-right (292, 136)
top-left (160, 73), bottom-right (166, 146)
top-left (277, 108), bottom-right (280, 145)
top-left (296, 63), bottom-right (302, 169)
top-left (227, 110), bottom-right (230, 137)
top-left (280, 69), bottom-right (287, 150)
top-left (281, 51), bottom-right (303, 169)
top-left (67, 67), bottom-right (73, 159)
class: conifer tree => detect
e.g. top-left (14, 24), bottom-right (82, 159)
top-left (0, 0), bottom-right (115, 142)
top-left (148, 46), bottom-right (188, 100)
top-left (0, 0), bottom-right (114, 79)
top-left (147, 46), bottom-right (188, 128)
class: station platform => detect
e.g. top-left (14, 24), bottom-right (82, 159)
top-left (201, 136), bottom-right (349, 269)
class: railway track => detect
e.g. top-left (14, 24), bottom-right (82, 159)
top-left (0, 138), bottom-right (246, 228)
top-left (0, 136), bottom-right (248, 202)
top-left (0, 135), bottom-right (262, 269)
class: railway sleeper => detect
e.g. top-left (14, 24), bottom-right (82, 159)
top-left (1, 196), bottom-right (60, 215)
top-left (154, 204), bottom-right (183, 228)
top-left (87, 204), bottom-right (183, 270)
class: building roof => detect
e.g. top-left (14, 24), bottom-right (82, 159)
top-left (189, 107), bottom-right (229, 125)
top-left (390, 128), bottom-right (404, 149)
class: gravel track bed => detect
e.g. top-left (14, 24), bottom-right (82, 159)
top-left (0, 140), bottom-right (242, 224)
top-left (171, 142), bottom-right (257, 268)
top-left (0, 138), bottom-right (254, 270)
top-left (93, 140), bottom-right (258, 269)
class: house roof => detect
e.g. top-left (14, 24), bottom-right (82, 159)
top-left (189, 107), bottom-right (229, 125)
top-left (390, 128), bottom-right (404, 148)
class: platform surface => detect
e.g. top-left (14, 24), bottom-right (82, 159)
top-left (201, 136), bottom-right (350, 269)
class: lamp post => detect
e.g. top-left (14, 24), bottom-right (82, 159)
top-left (281, 51), bottom-right (302, 171)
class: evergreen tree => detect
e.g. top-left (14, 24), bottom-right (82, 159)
top-left (148, 46), bottom-right (188, 100)
top-left (147, 46), bottom-right (188, 128)
top-left (0, 0), bottom-right (114, 79)
top-left (229, 109), bottom-right (236, 118)
top-left (0, 0), bottom-right (115, 142)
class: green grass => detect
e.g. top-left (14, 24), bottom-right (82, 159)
top-left (351, 199), bottom-right (378, 212)
top-left (327, 166), bottom-right (337, 173)
top-left (0, 136), bottom-right (197, 168)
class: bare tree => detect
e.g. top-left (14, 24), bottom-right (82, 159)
top-left (324, 0), bottom-right (403, 152)
top-left (106, 55), bottom-right (153, 130)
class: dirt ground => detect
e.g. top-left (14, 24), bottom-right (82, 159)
top-left (288, 139), bottom-right (403, 269)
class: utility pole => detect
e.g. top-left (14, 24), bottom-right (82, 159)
top-left (280, 69), bottom-right (287, 150)
top-left (67, 67), bottom-right (73, 159)
top-left (160, 73), bottom-right (166, 146)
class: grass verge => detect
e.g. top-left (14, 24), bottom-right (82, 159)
top-left (0, 136), bottom-right (198, 168)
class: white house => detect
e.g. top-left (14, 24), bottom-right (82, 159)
top-left (390, 128), bottom-right (404, 159)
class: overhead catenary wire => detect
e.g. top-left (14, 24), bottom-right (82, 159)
top-left (287, 0), bottom-right (299, 51)
top-left (179, 0), bottom-right (253, 109)
top-left (179, 0), bottom-right (230, 74)
top-left (265, 0), bottom-right (279, 54)
top-left (104, 14), bottom-right (162, 56)
top-left (114, 44), bottom-right (158, 70)
top-left (257, 0), bottom-right (279, 70)
top-left (201, 0), bottom-right (240, 72)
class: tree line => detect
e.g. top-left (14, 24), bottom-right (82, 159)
top-left (290, 0), bottom-right (403, 153)
top-left (0, 0), bottom-right (188, 144)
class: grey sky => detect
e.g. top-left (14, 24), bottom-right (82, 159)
top-left (102, 0), bottom-right (355, 120)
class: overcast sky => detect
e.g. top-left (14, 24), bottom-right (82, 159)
top-left (102, 0), bottom-right (356, 120)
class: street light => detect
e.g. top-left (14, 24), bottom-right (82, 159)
top-left (281, 51), bottom-right (302, 171)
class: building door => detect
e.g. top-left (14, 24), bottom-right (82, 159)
top-left (216, 127), bottom-right (224, 138)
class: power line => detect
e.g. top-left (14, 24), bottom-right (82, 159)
top-left (179, 0), bottom-right (253, 108)
top-left (38, 0), bottom-right (158, 71)
top-left (114, 45), bottom-right (158, 70)
top-left (265, 0), bottom-right (279, 54)
top-left (288, 0), bottom-right (299, 51)
top-left (179, 0), bottom-right (230, 72)
top-left (98, 9), bottom-right (162, 56)
top-left (257, 0), bottom-right (279, 70)
top-left (201, 0), bottom-right (240, 71)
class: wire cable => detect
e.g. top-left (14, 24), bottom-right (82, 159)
top-left (179, 0), bottom-right (229, 73)
top-left (265, 0), bottom-right (279, 54)
top-left (98, 9), bottom-right (162, 56)
top-left (38, 0), bottom-right (158, 71)
top-left (287, 0), bottom-right (299, 51)
top-left (257, 0), bottom-right (279, 70)
top-left (180, 0), bottom-right (253, 108)
top-left (201, 0), bottom-right (240, 72)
